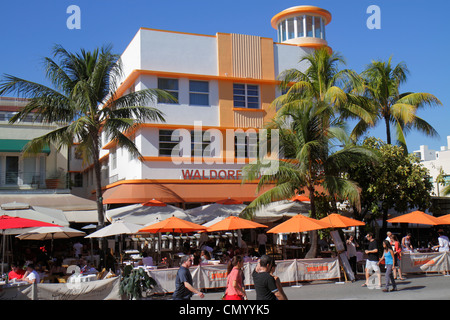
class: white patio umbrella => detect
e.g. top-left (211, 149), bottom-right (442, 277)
top-left (106, 203), bottom-right (191, 225)
top-left (16, 226), bottom-right (86, 254)
top-left (186, 203), bottom-right (246, 225)
top-left (85, 221), bottom-right (142, 238)
top-left (0, 202), bottom-right (69, 235)
top-left (251, 200), bottom-right (311, 223)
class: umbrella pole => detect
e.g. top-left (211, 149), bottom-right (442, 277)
top-left (1, 230), bottom-right (5, 275)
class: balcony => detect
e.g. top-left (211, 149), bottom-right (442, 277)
top-left (0, 171), bottom-right (68, 190)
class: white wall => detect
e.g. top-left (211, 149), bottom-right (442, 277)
top-left (138, 29), bottom-right (218, 76)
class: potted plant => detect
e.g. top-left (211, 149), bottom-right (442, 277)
top-left (45, 169), bottom-right (64, 189)
top-left (119, 265), bottom-right (158, 300)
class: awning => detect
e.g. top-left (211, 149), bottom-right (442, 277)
top-left (0, 193), bottom-right (97, 211)
top-left (102, 181), bottom-right (274, 204)
top-left (0, 139), bottom-right (50, 154)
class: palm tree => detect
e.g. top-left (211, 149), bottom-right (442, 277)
top-left (274, 48), bottom-right (374, 134)
top-left (241, 102), bottom-right (377, 258)
top-left (355, 56), bottom-right (442, 151)
top-left (0, 45), bottom-right (172, 228)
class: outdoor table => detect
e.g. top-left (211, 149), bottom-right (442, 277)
top-left (282, 246), bottom-right (303, 259)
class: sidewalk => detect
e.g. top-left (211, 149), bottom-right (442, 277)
top-left (190, 273), bottom-right (450, 300)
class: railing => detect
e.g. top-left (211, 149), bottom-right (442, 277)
top-left (0, 172), bottom-right (67, 189)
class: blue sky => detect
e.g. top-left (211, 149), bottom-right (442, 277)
top-left (1, 0), bottom-right (449, 153)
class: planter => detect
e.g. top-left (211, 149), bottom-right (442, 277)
top-left (45, 178), bottom-right (59, 189)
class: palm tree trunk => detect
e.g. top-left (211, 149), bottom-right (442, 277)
top-left (384, 116), bottom-right (392, 145)
top-left (305, 185), bottom-right (318, 258)
top-left (93, 156), bottom-right (104, 228)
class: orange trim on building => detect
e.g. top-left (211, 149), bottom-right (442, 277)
top-left (271, 6), bottom-right (332, 29)
top-left (102, 180), bottom-right (273, 204)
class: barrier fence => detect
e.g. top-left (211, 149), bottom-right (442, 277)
top-left (149, 258), bottom-right (341, 293)
top-left (2, 252), bottom-right (449, 300)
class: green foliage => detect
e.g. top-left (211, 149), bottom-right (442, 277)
top-left (348, 137), bottom-right (433, 225)
top-left (354, 57), bottom-right (442, 151)
top-left (119, 265), bottom-right (157, 300)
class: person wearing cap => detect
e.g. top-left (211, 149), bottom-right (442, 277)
top-left (172, 255), bottom-right (204, 300)
top-left (252, 255), bottom-right (286, 300)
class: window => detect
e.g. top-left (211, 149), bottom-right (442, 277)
top-left (234, 131), bottom-right (258, 158)
top-left (159, 129), bottom-right (180, 156)
top-left (73, 173), bottom-right (83, 188)
top-left (159, 129), bottom-right (211, 157)
top-left (306, 16), bottom-right (313, 37)
top-left (287, 18), bottom-right (295, 40)
top-left (189, 80), bottom-right (209, 106)
top-left (297, 16), bottom-right (304, 37)
top-left (233, 84), bottom-right (260, 109)
top-left (157, 78), bottom-right (179, 104)
top-left (278, 21), bottom-right (286, 42)
top-left (314, 16), bottom-right (323, 39)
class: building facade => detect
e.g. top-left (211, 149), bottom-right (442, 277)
top-left (414, 136), bottom-right (450, 197)
top-left (71, 6), bottom-right (333, 208)
top-left (0, 97), bottom-right (68, 190)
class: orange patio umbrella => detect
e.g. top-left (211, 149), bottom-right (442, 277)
top-left (290, 195), bottom-right (310, 202)
top-left (435, 214), bottom-right (450, 225)
top-left (267, 214), bottom-right (331, 234)
top-left (216, 198), bottom-right (243, 205)
top-left (206, 216), bottom-right (267, 232)
top-left (142, 199), bottom-right (167, 207)
top-left (319, 213), bottom-right (365, 228)
top-left (138, 216), bottom-right (207, 233)
top-left (386, 210), bottom-right (440, 226)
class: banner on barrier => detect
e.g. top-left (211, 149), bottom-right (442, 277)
top-left (401, 252), bottom-right (450, 273)
top-left (149, 258), bottom-right (340, 293)
top-left (34, 277), bottom-right (121, 300)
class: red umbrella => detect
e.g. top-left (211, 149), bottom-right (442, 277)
top-left (0, 215), bottom-right (61, 274)
top-left (0, 215), bottom-right (61, 229)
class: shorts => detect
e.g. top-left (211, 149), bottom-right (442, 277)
top-left (365, 260), bottom-right (380, 272)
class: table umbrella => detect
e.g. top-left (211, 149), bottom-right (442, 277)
top-left (206, 216), bottom-right (268, 232)
top-left (386, 210), bottom-right (440, 225)
top-left (0, 215), bottom-right (60, 274)
top-left (436, 214), bottom-right (450, 225)
top-left (85, 221), bottom-right (142, 238)
top-left (267, 214), bottom-right (332, 234)
top-left (16, 226), bottom-right (86, 255)
top-left (138, 216), bottom-right (207, 234)
top-left (215, 198), bottom-right (243, 205)
top-left (319, 213), bottom-right (365, 228)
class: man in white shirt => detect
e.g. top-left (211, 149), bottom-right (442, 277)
top-left (23, 264), bottom-right (40, 284)
top-left (434, 230), bottom-right (450, 252)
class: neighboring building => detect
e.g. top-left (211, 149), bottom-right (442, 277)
top-left (0, 97), bottom-right (68, 189)
top-left (414, 136), bottom-right (450, 197)
top-left (69, 5), bottom-right (333, 209)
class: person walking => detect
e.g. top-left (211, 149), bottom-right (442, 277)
top-left (172, 255), bottom-right (204, 300)
top-left (390, 234), bottom-right (405, 280)
top-left (223, 255), bottom-right (247, 300)
top-left (252, 255), bottom-right (286, 300)
top-left (378, 240), bottom-right (398, 292)
top-left (362, 233), bottom-right (381, 288)
top-left (270, 262), bottom-right (288, 300)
